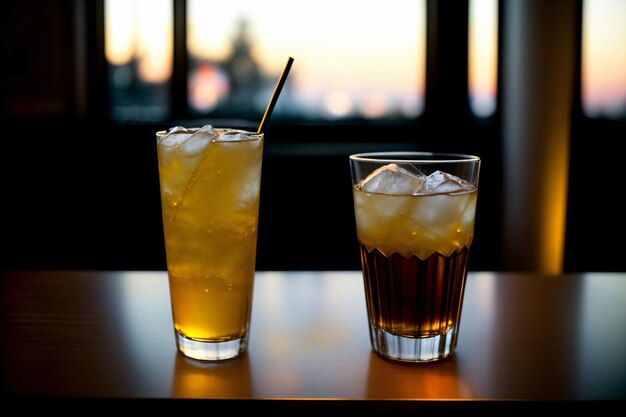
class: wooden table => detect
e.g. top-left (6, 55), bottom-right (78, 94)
top-left (2, 271), bottom-right (625, 411)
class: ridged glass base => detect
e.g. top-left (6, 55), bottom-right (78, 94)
top-left (175, 332), bottom-right (247, 361)
top-left (369, 323), bottom-right (458, 362)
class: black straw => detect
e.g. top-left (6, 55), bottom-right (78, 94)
top-left (257, 57), bottom-right (294, 134)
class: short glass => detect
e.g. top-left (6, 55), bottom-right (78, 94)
top-left (350, 152), bottom-right (480, 362)
top-left (156, 126), bottom-right (263, 361)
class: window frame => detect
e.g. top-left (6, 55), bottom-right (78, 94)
top-left (92, 0), bottom-right (506, 272)
top-left (99, 0), bottom-right (505, 141)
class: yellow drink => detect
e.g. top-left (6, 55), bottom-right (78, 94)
top-left (157, 126), bottom-right (263, 360)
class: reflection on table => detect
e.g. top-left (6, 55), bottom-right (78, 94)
top-left (1, 270), bottom-right (625, 405)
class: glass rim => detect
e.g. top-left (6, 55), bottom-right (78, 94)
top-left (349, 151), bottom-right (480, 164)
top-left (156, 127), bottom-right (263, 139)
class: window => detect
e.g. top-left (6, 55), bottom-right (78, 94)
top-left (105, 0), bottom-right (172, 122)
top-left (103, 1), bottom-right (626, 124)
top-left (105, 0), bottom-right (426, 123)
top-left (468, 0), bottom-right (498, 118)
top-left (581, 0), bottom-right (626, 119)
top-left (187, 0), bottom-right (426, 122)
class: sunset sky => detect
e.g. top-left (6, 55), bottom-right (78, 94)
top-left (105, 0), bottom-right (625, 119)
top-left (582, 0), bottom-right (626, 117)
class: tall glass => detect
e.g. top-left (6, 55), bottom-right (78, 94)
top-left (156, 125), bottom-right (263, 361)
top-left (350, 152), bottom-right (480, 362)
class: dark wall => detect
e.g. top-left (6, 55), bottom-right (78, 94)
top-left (2, 1), bottom-right (624, 273)
top-left (0, 122), bottom-right (502, 273)
top-left (1, 123), bottom-right (165, 271)
top-left (564, 117), bottom-right (625, 272)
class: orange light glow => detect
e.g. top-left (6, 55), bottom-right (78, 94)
top-left (539, 126), bottom-right (570, 275)
top-left (189, 64), bottom-right (229, 112)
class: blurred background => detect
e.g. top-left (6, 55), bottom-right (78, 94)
top-left (1, 0), bottom-right (625, 273)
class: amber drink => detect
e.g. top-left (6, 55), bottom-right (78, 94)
top-left (157, 125), bottom-right (263, 361)
top-left (350, 152), bottom-right (480, 362)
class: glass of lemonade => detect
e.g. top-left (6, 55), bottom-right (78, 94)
top-left (156, 125), bottom-right (263, 361)
top-left (350, 152), bottom-right (480, 362)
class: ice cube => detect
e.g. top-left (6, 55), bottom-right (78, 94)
top-left (157, 125), bottom-right (216, 210)
top-left (215, 129), bottom-right (258, 142)
top-left (422, 170), bottom-right (471, 194)
top-left (158, 125), bottom-right (216, 157)
top-left (180, 125), bottom-right (216, 156)
top-left (158, 126), bottom-right (192, 147)
top-left (360, 163), bottom-right (425, 195)
top-left (168, 126), bottom-right (190, 134)
top-left (159, 125), bottom-right (216, 156)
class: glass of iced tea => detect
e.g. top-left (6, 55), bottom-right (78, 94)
top-left (156, 125), bottom-right (263, 361)
top-left (350, 152), bottom-right (480, 362)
